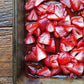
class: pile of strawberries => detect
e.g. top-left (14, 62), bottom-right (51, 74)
top-left (24, 0), bottom-right (84, 77)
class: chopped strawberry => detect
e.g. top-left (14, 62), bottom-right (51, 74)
top-left (28, 66), bottom-right (37, 75)
top-left (66, 63), bottom-right (84, 75)
top-left (27, 9), bottom-right (38, 21)
top-left (26, 22), bottom-right (39, 34)
top-left (70, 0), bottom-right (80, 12)
top-left (57, 52), bottom-right (71, 65)
top-left (45, 39), bottom-right (55, 53)
top-left (77, 40), bottom-right (84, 48)
top-left (46, 22), bottom-right (55, 32)
top-left (37, 67), bottom-right (51, 76)
top-left (34, 28), bottom-right (41, 37)
top-left (60, 65), bottom-right (70, 74)
top-left (38, 32), bottom-right (51, 45)
top-left (81, 0), bottom-right (84, 4)
top-left (71, 57), bottom-right (78, 63)
top-left (71, 16), bottom-right (84, 28)
top-left (54, 31), bottom-right (60, 38)
top-left (36, 44), bottom-right (47, 61)
top-left (32, 47), bottom-right (36, 54)
top-left (70, 73), bottom-right (75, 78)
top-left (60, 0), bottom-right (71, 8)
top-left (25, 0), bottom-right (35, 10)
top-left (78, 3), bottom-right (84, 11)
top-left (53, 21), bottom-right (58, 26)
top-left (25, 34), bottom-right (35, 44)
top-left (44, 55), bottom-right (59, 68)
top-left (82, 10), bottom-right (84, 17)
top-left (51, 68), bottom-right (61, 76)
top-left (36, 4), bottom-right (48, 15)
top-left (39, 14), bottom-right (48, 19)
top-left (47, 3), bottom-right (55, 14)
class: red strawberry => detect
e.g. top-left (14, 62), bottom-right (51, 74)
top-left (78, 3), bottom-right (84, 11)
top-left (77, 40), bottom-right (84, 48)
top-left (70, 0), bottom-right (80, 12)
top-left (36, 44), bottom-right (47, 61)
top-left (60, 0), bottom-right (71, 8)
top-left (44, 55), bottom-right (59, 68)
top-left (25, 34), bottom-right (35, 44)
top-left (25, 0), bottom-right (35, 10)
top-left (60, 65), bottom-right (70, 74)
top-left (45, 39), bottom-right (55, 53)
top-left (37, 67), bottom-right (51, 76)
top-left (66, 63), bottom-right (84, 75)
top-left (28, 66), bottom-right (37, 75)
top-left (57, 52), bottom-right (71, 65)
top-left (51, 68), bottom-right (61, 76)
top-left (38, 32), bottom-right (51, 45)
top-left (53, 21), bottom-right (58, 26)
top-left (54, 32), bottom-right (60, 38)
top-left (34, 28), bottom-right (41, 37)
top-left (26, 22), bottom-right (39, 34)
top-left (27, 9), bottom-right (38, 21)
top-left (46, 22), bottom-right (55, 32)
top-left (70, 73), bottom-right (75, 78)
top-left (81, 0), bottom-right (84, 4)
top-left (71, 16), bottom-right (84, 28)
top-left (71, 57), bottom-right (78, 63)
top-left (39, 14), bottom-right (48, 19)
top-left (47, 3), bottom-right (55, 14)
top-left (82, 10), bottom-right (84, 17)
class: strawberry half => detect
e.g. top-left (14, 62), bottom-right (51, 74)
top-left (38, 32), bottom-right (51, 45)
top-left (27, 9), bottom-right (38, 21)
top-left (25, 34), bottom-right (35, 44)
top-left (37, 67), bottom-right (51, 76)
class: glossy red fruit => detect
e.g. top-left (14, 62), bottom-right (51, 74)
top-left (81, 0), bottom-right (84, 4)
top-left (70, 73), bottom-right (75, 78)
top-left (82, 10), bottom-right (84, 17)
top-left (77, 40), bottom-right (84, 48)
top-left (27, 9), bottom-right (38, 21)
top-left (36, 44), bottom-right (47, 61)
top-left (26, 22), bottom-right (39, 34)
top-left (53, 21), bottom-right (58, 26)
top-left (57, 52), bottom-right (71, 65)
top-left (34, 28), bottom-right (41, 37)
top-left (71, 16), bottom-right (84, 28)
top-left (25, 34), bottom-right (35, 44)
top-left (25, 0), bottom-right (35, 10)
top-left (46, 22), bottom-right (55, 32)
top-left (37, 67), bottom-right (51, 76)
top-left (38, 32), bottom-right (51, 45)
top-left (47, 3), bottom-right (55, 14)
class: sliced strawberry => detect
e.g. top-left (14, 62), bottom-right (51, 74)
top-left (71, 57), bottom-right (78, 63)
top-left (38, 17), bottom-right (48, 32)
top-left (46, 22), bottom-right (55, 32)
top-left (77, 40), bottom-right (84, 48)
top-left (71, 16), bottom-right (84, 28)
top-left (58, 15), bottom-right (71, 26)
top-left (82, 10), bottom-right (84, 17)
top-left (36, 4), bottom-right (48, 15)
top-left (70, 73), bottom-right (75, 78)
top-left (53, 21), bottom-right (58, 26)
top-left (32, 47), bottom-right (36, 54)
top-left (28, 66), bottom-right (37, 75)
top-left (70, 0), bottom-right (80, 12)
top-left (37, 67), bottom-right (51, 76)
top-left (36, 44), bottom-right (47, 61)
top-left (81, 0), bottom-right (84, 4)
top-left (35, 0), bottom-right (46, 6)
top-left (25, 0), bottom-right (35, 10)
top-left (54, 32), bottom-right (60, 38)
top-left (45, 39), bottom-right (55, 53)
top-left (34, 28), bottom-right (41, 37)
top-left (26, 22), bottom-right (39, 34)
top-left (60, 65), bottom-right (70, 74)
top-left (47, 14), bottom-right (60, 20)
top-left (38, 32), bottom-right (51, 45)
top-left (27, 9), bottom-right (38, 21)
top-left (47, 3), bottom-right (55, 14)
top-left (66, 63), bottom-right (84, 75)
top-left (51, 68), bottom-right (61, 76)
top-left (57, 52), bottom-right (71, 65)
top-left (39, 14), bottom-right (48, 19)
top-left (25, 34), bottom-right (35, 44)
top-left (78, 3), bottom-right (84, 11)
top-left (44, 55), bottom-right (59, 68)
top-left (60, 0), bottom-right (71, 8)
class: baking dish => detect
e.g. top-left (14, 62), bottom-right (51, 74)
top-left (13, 0), bottom-right (84, 84)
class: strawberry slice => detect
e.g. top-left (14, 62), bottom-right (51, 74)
top-left (34, 28), bottom-right (41, 37)
top-left (46, 22), bottom-right (55, 32)
top-left (71, 16), bottom-right (84, 28)
top-left (60, 0), bottom-right (71, 8)
top-left (27, 9), bottom-right (38, 21)
top-left (39, 14), bottom-right (48, 19)
top-left (45, 39), bottom-right (55, 53)
top-left (70, 73), bottom-right (75, 78)
top-left (37, 67), bottom-right (51, 76)
top-left (38, 32), bottom-right (51, 45)
top-left (77, 40), bottom-right (84, 48)
top-left (25, 0), bottom-right (35, 10)
top-left (66, 63), bottom-right (84, 75)
top-left (26, 22), bottom-right (39, 34)
top-left (51, 68), bottom-right (61, 76)
top-left (70, 0), bottom-right (80, 12)
top-left (47, 3), bottom-right (55, 14)
top-left (81, 0), bottom-right (84, 4)
top-left (25, 34), bottom-right (35, 44)
top-left (82, 10), bottom-right (84, 17)
top-left (36, 44), bottom-right (47, 61)
top-left (44, 55), bottom-right (59, 68)
top-left (36, 4), bottom-right (48, 15)
top-left (57, 52), bottom-right (71, 65)
top-left (35, 0), bottom-right (46, 6)
top-left (53, 21), bottom-right (58, 26)
top-left (60, 65), bottom-right (70, 74)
